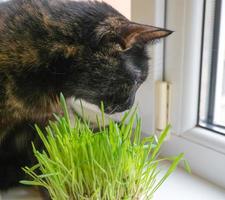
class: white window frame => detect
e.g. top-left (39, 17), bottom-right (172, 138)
top-left (162, 0), bottom-right (225, 188)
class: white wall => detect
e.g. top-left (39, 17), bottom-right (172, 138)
top-left (103, 0), bottom-right (131, 19)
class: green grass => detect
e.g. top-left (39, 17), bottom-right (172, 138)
top-left (20, 94), bottom-right (189, 200)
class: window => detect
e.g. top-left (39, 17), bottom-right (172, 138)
top-left (199, 0), bottom-right (225, 135)
top-left (162, 0), bottom-right (225, 189)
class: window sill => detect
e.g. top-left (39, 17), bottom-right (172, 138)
top-left (160, 131), bottom-right (225, 188)
top-left (1, 187), bottom-right (42, 200)
top-left (181, 127), bottom-right (225, 155)
top-left (154, 162), bottom-right (225, 200)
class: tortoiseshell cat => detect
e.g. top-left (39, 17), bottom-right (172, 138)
top-left (0, 0), bottom-right (172, 190)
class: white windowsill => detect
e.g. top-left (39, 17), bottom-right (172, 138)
top-left (154, 162), bottom-right (225, 200)
top-left (182, 127), bottom-right (225, 155)
top-left (1, 162), bottom-right (225, 200)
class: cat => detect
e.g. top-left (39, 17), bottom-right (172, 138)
top-left (0, 0), bottom-right (172, 190)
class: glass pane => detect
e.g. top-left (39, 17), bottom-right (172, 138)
top-left (199, 0), bottom-right (225, 135)
top-left (214, 46), bottom-right (225, 126)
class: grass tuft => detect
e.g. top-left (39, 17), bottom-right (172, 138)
top-left (20, 95), bottom-right (188, 200)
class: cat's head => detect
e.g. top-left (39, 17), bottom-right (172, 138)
top-left (64, 3), bottom-right (172, 114)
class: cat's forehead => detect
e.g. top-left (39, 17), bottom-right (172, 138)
top-left (94, 16), bottom-right (127, 40)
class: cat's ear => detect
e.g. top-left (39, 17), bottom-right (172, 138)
top-left (119, 22), bottom-right (173, 49)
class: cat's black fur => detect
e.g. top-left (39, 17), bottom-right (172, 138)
top-left (0, 0), bottom-right (171, 190)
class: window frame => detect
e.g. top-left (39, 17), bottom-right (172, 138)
top-left (162, 0), bottom-right (225, 188)
top-left (199, 0), bottom-right (225, 135)
top-left (212, 0), bottom-right (225, 131)
top-left (203, 0), bottom-right (221, 125)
